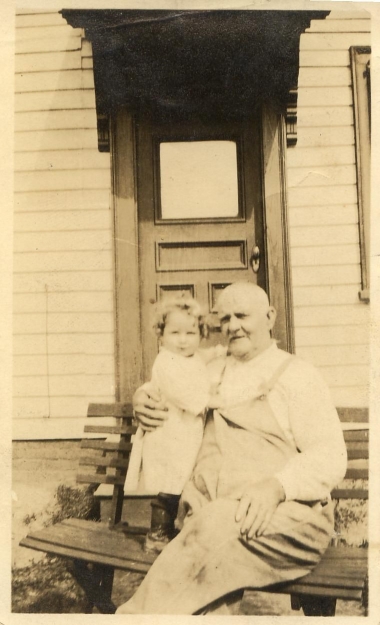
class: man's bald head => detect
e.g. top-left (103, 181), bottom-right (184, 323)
top-left (217, 282), bottom-right (270, 315)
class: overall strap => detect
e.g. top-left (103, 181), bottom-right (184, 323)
top-left (265, 355), bottom-right (295, 394)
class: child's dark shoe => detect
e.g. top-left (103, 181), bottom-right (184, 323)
top-left (144, 527), bottom-right (172, 553)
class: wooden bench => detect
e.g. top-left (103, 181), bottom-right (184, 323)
top-left (20, 403), bottom-right (368, 615)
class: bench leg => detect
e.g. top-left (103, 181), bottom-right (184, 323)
top-left (362, 574), bottom-right (369, 616)
top-left (71, 560), bottom-right (116, 614)
top-left (297, 596), bottom-right (337, 617)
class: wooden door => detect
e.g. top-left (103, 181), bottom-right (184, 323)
top-left (136, 114), bottom-right (266, 380)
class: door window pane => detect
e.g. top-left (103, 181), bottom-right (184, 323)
top-left (159, 140), bottom-right (239, 219)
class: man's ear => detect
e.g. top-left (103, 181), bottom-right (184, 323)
top-left (266, 306), bottom-right (277, 329)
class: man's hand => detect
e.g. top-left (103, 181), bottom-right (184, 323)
top-left (132, 385), bottom-right (168, 432)
top-left (235, 477), bottom-right (285, 539)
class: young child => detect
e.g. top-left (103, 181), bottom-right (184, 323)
top-left (124, 295), bottom-right (225, 553)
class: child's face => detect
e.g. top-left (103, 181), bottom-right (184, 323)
top-left (161, 310), bottom-right (201, 357)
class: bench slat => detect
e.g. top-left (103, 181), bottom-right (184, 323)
top-left (337, 407), bottom-right (368, 423)
top-left (63, 517), bottom-right (151, 534)
top-left (80, 440), bottom-right (133, 451)
top-left (87, 403), bottom-right (134, 418)
top-left (347, 448), bottom-right (368, 460)
top-left (318, 546), bottom-right (367, 561)
top-left (345, 467), bottom-right (368, 479)
top-left (20, 521), bottom-right (155, 567)
top-left (20, 536), bottom-right (153, 574)
top-left (343, 430), bottom-right (368, 442)
top-left (331, 488), bottom-right (368, 499)
top-left (79, 456), bottom-right (130, 469)
top-left (84, 425), bottom-right (137, 435)
top-left (345, 468), bottom-right (368, 479)
top-left (281, 583), bottom-right (364, 601)
top-left (77, 474), bottom-right (126, 485)
top-left (20, 520), bottom-right (367, 602)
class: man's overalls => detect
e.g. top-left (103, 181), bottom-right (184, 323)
top-left (117, 357), bottom-right (334, 615)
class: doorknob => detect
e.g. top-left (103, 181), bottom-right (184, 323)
top-left (250, 245), bottom-right (260, 274)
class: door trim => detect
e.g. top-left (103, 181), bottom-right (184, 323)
top-left (261, 105), bottom-right (294, 353)
top-left (111, 110), bottom-right (142, 402)
top-left (112, 107), bottom-right (294, 401)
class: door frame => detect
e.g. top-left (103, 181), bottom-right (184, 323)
top-left (111, 106), bottom-right (294, 402)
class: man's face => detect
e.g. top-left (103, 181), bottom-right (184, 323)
top-left (217, 287), bottom-right (275, 361)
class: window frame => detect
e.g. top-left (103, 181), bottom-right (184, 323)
top-left (350, 45), bottom-right (371, 303)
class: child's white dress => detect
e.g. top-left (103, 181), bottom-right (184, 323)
top-left (124, 347), bottom-right (212, 495)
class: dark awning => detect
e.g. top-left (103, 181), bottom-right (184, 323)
top-left (61, 9), bottom-right (329, 119)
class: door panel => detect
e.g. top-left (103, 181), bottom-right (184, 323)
top-left (137, 115), bottom-right (265, 381)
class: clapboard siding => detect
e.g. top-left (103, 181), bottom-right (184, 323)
top-left (14, 250), bottom-right (113, 274)
top-left (292, 265), bottom-right (361, 287)
top-left (287, 146), bottom-right (355, 168)
top-left (16, 12), bottom-right (72, 27)
top-left (14, 312), bottom-right (114, 335)
top-left (289, 205), bottom-right (358, 227)
top-left (307, 19), bottom-right (370, 33)
top-left (13, 292), bottom-right (114, 313)
top-left (296, 345), bottom-right (369, 366)
top-left (13, 10), bottom-right (371, 438)
top-left (289, 185), bottom-right (358, 207)
top-left (295, 324), bottom-right (369, 347)
top-left (298, 107), bottom-right (354, 127)
top-left (300, 32), bottom-right (371, 50)
top-left (15, 149), bottom-right (109, 171)
top-left (14, 210), bottom-right (112, 232)
top-left (15, 110), bottom-right (97, 133)
top-left (291, 244), bottom-right (359, 267)
top-left (288, 165), bottom-right (357, 188)
top-left (16, 37), bottom-right (82, 55)
top-left (15, 90), bottom-right (96, 113)
top-left (14, 230), bottom-right (113, 253)
top-left (289, 224), bottom-right (358, 247)
top-left (320, 366), bottom-right (368, 388)
top-left (298, 87), bottom-right (353, 107)
top-left (300, 50), bottom-right (351, 67)
top-left (15, 169), bottom-right (110, 192)
top-left (16, 25), bottom-right (82, 40)
top-left (13, 397), bottom-right (112, 420)
top-left (288, 10), bottom-right (370, 407)
top-left (14, 354), bottom-right (114, 377)
top-left (293, 284), bottom-right (363, 306)
top-left (82, 57), bottom-right (94, 70)
top-left (14, 11), bottom-right (114, 439)
top-left (294, 305), bottom-right (369, 327)
top-left (331, 387), bottom-right (368, 408)
top-left (15, 129), bottom-right (98, 151)
top-left (14, 375), bottom-right (115, 398)
top-left (14, 189), bottom-right (110, 212)
top-left (295, 127), bottom-right (354, 147)
top-left (15, 70), bottom-right (95, 93)
top-left (15, 51), bottom-right (82, 73)
top-left (13, 333), bottom-right (114, 356)
top-left (14, 272), bottom-right (114, 294)
top-left (298, 67), bottom-right (351, 87)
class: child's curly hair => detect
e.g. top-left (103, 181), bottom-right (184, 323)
top-left (152, 294), bottom-right (209, 339)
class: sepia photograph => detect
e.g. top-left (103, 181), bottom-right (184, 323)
top-left (6, 0), bottom-right (376, 617)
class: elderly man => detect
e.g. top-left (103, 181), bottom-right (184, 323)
top-left (116, 282), bottom-right (347, 615)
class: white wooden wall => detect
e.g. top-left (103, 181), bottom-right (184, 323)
top-left (287, 10), bottom-right (371, 408)
top-left (13, 9), bottom-right (370, 439)
top-left (13, 11), bottom-right (115, 439)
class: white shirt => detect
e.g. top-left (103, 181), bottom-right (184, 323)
top-left (218, 342), bottom-right (347, 502)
